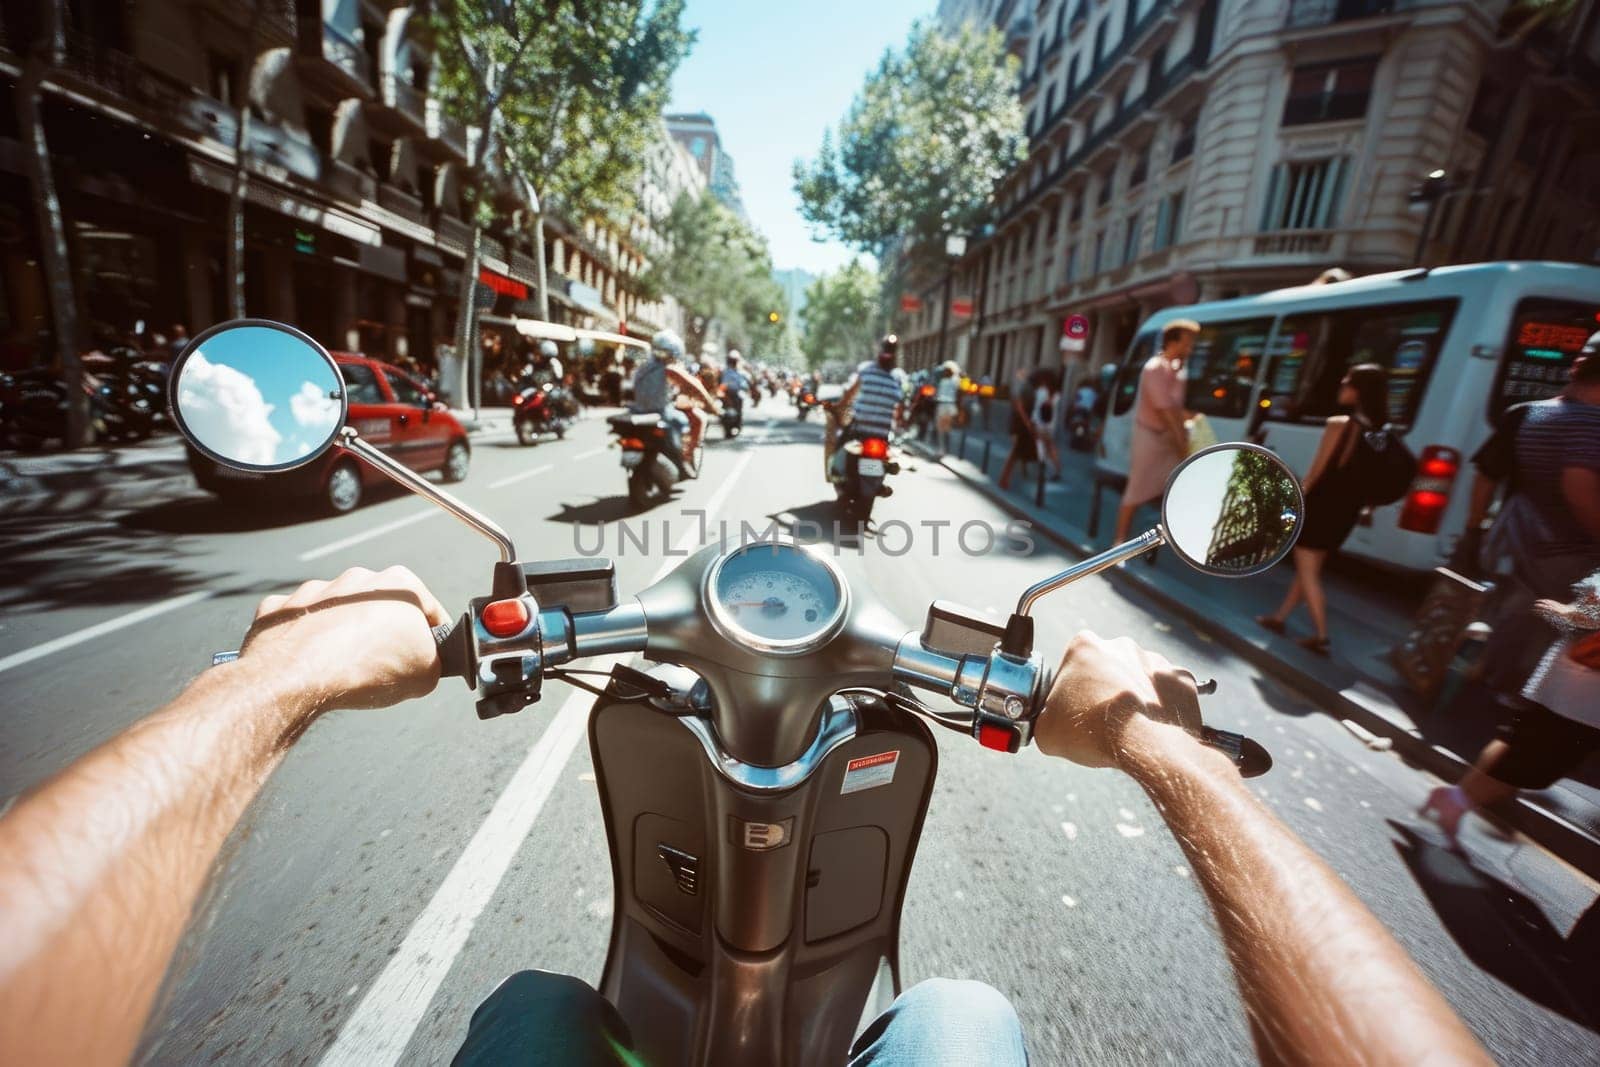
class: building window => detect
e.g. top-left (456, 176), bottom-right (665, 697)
top-left (1066, 55), bottom-right (1079, 97)
top-left (1149, 42), bottom-right (1167, 88)
top-left (1044, 85), bottom-right (1056, 120)
top-left (1170, 111), bottom-right (1197, 164)
top-left (1092, 230), bottom-right (1106, 273)
top-left (1129, 145), bottom-right (1149, 189)
top-left (1065, 242), bottom-right (1079, 283)
top-left (1259, 157), bottom-right (1350, 231)
top-left (1097, 169), bottom-right (1114, 207)
top-left (1282, 59), bottom-right (1377, 126)
top-left (1069, 195), bottom-right (1083, 225)
top-left (207, 50), bottom-right (237, 107)
top-left (1123, 210), bottom-right (1141, 264)
top-left (1154, 190), bottom-right (1184, 249)
top-left (1465, 79), bottom-right (1506, 139)
top-left (1093, 18), bottom-right (1110, 67)
top-left (306, 106), bottom-right (334, 157)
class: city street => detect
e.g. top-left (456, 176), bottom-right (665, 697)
top-left (2, 400), bottom-right (1596, 1065)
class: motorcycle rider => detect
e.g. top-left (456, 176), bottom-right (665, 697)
top-left (830, 334), bottom-right (905, 482)
top-left (0, 566), bottom-right (1489, 1065)
top-left (534, 339), bottom-right (563, 385)
top-left (630, 329), bottom-right (717, 477)
top-left (720, 349), bottom-right (751, 407)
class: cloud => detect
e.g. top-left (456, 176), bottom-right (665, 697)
top-left (290, 379), bottom-right (341, 437)
top-left (176, 352), bottom-right (283, 466)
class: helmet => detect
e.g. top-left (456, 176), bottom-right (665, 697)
top-left (651, 329), bottom-right (684, 361)
top-left (727, 349), bottom-right (741, 366)
top-left (538, 340), bottom-right (558, 358)
top-left (879, 334), bottom-right (899, 355)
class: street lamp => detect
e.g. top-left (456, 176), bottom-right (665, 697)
top-left (935, 233), bottom-right (968, 371)
top-left (1408, 169), bottom-right (1451, 267)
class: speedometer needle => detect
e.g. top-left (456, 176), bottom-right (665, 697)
top-left (731, 598), bottom-right (787, 612)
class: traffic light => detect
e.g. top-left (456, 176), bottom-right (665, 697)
top-left (768, 310), bottom-right (781, 324)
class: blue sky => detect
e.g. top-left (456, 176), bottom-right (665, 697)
top-left (667, 0), bottom-right (933, 276)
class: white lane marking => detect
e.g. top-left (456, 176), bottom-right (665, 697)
top-left (315, 669), bottom-right (614, 1067)
top-left (298, 509), bottom-right (441, 562)
top-left (487, 463), bottom-right (552, 490)
top-left (0, 590), bottom-right (211, 676)
top-left (318, 445), bottom-right (756, 1067)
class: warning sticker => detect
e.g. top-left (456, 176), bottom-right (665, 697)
top-left (840, 750), bottom-right (900, 795)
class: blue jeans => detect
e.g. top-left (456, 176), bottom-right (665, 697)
top-left (452, 972), bottom-right (1027, 1065)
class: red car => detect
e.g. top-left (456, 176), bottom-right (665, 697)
top-left (188, 353), bottom-right (470, 513)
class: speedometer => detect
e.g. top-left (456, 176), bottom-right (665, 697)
top-left (705, 542), bottom-right (849, 655)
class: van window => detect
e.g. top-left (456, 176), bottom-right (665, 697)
top-left (1185, 319), bottom-right (1272, 419)
top-left (1492, 297), bottom-right (1600, 418)
top-left (1259, 300), bottom-right (1456, 427)
top-left (1111, 330), bottom-right (1158, 416)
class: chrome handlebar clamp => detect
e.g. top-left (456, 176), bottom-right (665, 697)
top-left (467, 592), bottom-right (545, 720)
top-left (971, 649), bottom-right (1046, 753)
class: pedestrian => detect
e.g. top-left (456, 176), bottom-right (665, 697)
top-left (996, 364), bottom-right (1040, 491)
top-left (1255, 363), bottom-right (1391, 654)
top-left (1032, 366), bottom-right (1063, 481)
top-left (1112, 319), bottom-right (1198, 542)
top-left (934, 360), bottom-right (961, 454)
top-left (1419, 569), bottom-right (1600, 847)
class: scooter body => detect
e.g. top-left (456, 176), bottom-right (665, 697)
top-left (719, 387), bottom-right (743, 438)
top-left (833, 431), bottom-right (897, 522)
top-left (609, 411), bottom-right (693, 508)
top-left (514, 383), bottom-right (571, 444)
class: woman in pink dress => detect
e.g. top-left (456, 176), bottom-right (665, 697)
top-left (1113, 320), bottom-right (1198, 543)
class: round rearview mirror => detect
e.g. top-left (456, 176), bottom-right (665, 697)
top-left (168, 320), bottom-right (346, 471)
top-left (1161, 443), bottom-right (1303, 578)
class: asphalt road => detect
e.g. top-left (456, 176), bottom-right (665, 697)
top-left (2, 400), bottom-right (1597, 1065)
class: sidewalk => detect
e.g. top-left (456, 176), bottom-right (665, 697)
top-left (905, 417), bottom-right (1600, 879)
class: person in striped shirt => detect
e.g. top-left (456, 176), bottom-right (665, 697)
top-left (830, 335), bottom-right (907, 481)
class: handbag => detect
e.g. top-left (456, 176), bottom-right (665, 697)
top-left (1185, 413), bottom-right (1218, 456)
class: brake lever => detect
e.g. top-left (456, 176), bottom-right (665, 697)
top-left (1182, 675), bottom-right (1272, 778)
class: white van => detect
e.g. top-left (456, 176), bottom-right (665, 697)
top-left (1098, 262), bottom-right (1600, 574)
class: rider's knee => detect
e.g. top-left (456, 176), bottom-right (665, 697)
top-left (899, 977), bottom-right (1020, 1032)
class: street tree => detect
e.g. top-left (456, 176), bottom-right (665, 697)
top-left (430, 0), bottom-right (691, 400)
top-left (793, 20), bottom-right (1025, 260)
top-left (645, 191), bottom-right (787, 358)
top-left (799, 260), bottom-right (882, 370)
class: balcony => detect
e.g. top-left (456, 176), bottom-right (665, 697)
top-left (1286, 0), bottom-right (1402, 28)
top-left (1252, 230), bottom-right (1334, 256)
top-left (434, 211), bottom-right (472, 254)
top-left (369, 73), bottom-right (428, 136)
top-left (378, 184), bottom-right (428, 227)
top-left (296, 16), bottom-right (373, 99)
top-left (425, 98), bottom-right (469, 161)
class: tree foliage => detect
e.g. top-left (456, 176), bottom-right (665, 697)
top-left (800, 260), bottom-right (882, 371)
top-left (793, 20), bottom-right (1025, 255)
top-left (645, 190), bottom-right (787, 358)
top-left (431, 0), bottom-right (692, 223)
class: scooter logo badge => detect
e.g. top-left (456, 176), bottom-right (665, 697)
top-left (730, 816), bottom-right (794, 852)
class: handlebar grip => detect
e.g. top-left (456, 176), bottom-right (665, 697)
top-left (1199, 726), bottom-right (1273, 778)
top-left (434, 615), bottom-right (474, 685)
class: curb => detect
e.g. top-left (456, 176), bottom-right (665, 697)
top-left (910, 440), bottom-right (1600, 882)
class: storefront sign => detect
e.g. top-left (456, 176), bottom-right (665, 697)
top-left (900, 294), bottom-right (923, 312)
top-left (478, 268), bottom-right (529, 301)
top-left (951, 298), bottom-right (974, 318)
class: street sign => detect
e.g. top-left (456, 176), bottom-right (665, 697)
top-left (951, 298), bottom-right (974, 318)
top-left (1060, 313), bottom-right (1089, 353)
top-left (900, 294), bottom-right (923, 312)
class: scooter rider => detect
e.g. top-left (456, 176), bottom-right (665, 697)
top-left (535, 340), bottom-right (563, 385)
top-left (0, 567), bottom-right (1491, 1065)
top-left (830, 334), bottom-right (905, 481)
top-left (631, 329), bottom-right (717, 477)
top-left (720, 349), bottom-right (751, 408)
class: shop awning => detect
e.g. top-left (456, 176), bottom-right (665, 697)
top-left (574, 328), bottom-right (648, 351)
top-left (515, 318), bottom-right (578, 343)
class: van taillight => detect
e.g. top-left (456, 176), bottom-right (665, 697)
top-left (1398, 445), bottom-right (1460, 534)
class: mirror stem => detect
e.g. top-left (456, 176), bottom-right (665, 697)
top-left (1015, 529), bottom-right (1164, 617)
top-left (341, 430), bottom-right (517, 563)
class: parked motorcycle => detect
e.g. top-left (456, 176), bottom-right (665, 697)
top-left (718, 385), bottom-right (743, 439)
top-left (513, 382), bottom-right (573, 445)
top-left (0, 349), bottom-right (159, 449)
top-left (171, 320), bottom-right (1294, 1067)
top-left (607, 409), bottom-right (701, 509)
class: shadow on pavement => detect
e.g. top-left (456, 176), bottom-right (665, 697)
top-left (120, 497), bottom-right (314, 535)
top-left (546, 493), bottom-right (657, 526)
top-left (1247, 674), bottom-right (1317, 718)
top-left (767, 499), bottom-right (866, 551)
top-left (1388, 820), bottom-right (1600, 1032)
top-left (0, 531), bottom-right (279, 613)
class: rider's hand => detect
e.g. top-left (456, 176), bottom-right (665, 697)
top-left (1033, 631), bottom-right (1202, 770)
top-left (234, 565), bottom-right (450, 713)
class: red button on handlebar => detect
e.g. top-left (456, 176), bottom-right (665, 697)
top-left (481, 598), bottom-right (530, 638)
top-left (978, 722), bottom-right (1014, 752)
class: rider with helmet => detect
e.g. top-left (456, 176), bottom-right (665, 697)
top-left (632, 329), bottom-right (718, 476)
top-left (720, 349), bottom-right (751, 403)
top-left (534, 339), bottom-right (563, 385)
top-left (830, 334), bottom-right (906, 481)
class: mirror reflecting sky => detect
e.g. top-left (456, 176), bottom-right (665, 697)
top-left (174, 326), bottom-right (343, 469)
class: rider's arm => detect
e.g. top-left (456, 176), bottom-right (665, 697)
top-left (1035, 633), bottom-right (1490, 1067)
top-left (0, 568), bottom-right (446, 1067)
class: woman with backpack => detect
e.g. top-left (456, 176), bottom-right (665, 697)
top-left (1257, 364), bottom-right (1397, 654)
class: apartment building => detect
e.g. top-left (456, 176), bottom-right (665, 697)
top-left (0, 0), bottom-right (692, 373)
top-left (902, 0), bottom-right (1600, 382)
